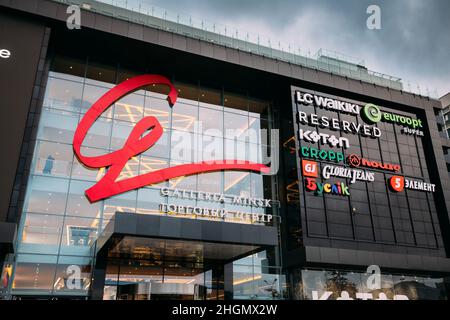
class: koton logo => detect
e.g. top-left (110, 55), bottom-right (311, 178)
top-left (302, 160), bottom-right (318, 178)
top-left (298, 129), bottom-right (350, 149)
top-left (347, 154), bottom-right (401, 172)
top-left (73, 75), bottom-right (269, 202)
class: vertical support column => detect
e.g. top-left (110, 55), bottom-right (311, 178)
top-left (90, 248), bottom-right (108, 300)
top-left (223, 262), bottom-right (234, 300)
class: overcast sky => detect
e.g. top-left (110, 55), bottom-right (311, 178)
top-left (122, 0), bottom-right (449, 98)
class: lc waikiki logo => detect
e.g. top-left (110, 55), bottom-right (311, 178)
top-left (73, 75), bottom-right (270, 202)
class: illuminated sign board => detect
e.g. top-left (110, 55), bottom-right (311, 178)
top-left (159, 187), bottom-right (274, 224)
top-left (305, 178), bottom-right (350, 196)
top-left (322, 164), bottom-right (374, 184)
top-left (298, 129), bottom-right (350, 149)
top-left (347, 154), bottom-right (401, 172)
top-left (295, 91), bottom-right (360, 115)
top-left (300, 146), bottom-right (345, 163)
top-left (302, 160), bottom-right (319, 178)
top-left (361, 103), bottom-right (424, 136)
top-left (389, 176), bottom-right (435, 193)
top-left (73, 75), bottom-right (270, 202)
top-left (298, 111), bottom-right (381, 138)
top-left (294, 88), bottom-right (435, 197)
top-left (295, 90), bottom-right (426, 137)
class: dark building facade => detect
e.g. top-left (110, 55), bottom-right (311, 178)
top-left (0, 0), bottom-right (450, 300)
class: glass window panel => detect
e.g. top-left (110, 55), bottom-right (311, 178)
top-left (60, 217), bottom-right (100, 256)
top-left (113, 93), bottom-right (145, 123)
top-left (144, 96), bottom-right (172, 129)
top-left (197, 172), bottom-right (222, 193)
top-left (71, 148), bottom-right (108, 182)
top-left (168, 160), bottom-right (197, 190)
top-left (170, 130), bottom-right (195, 162)
top-left (250, 173), bottom-right (264, 198)
top-left (43, 77), bottom-right (83, 112)
top-left (37, 109), bottom-right (79, 144)
top-left (137, 188), bottom-right (166, 215)
top-left (18, 213), bottom-right (64, 255)
top-left (110, 120), bottom-right (134, 152)
top-left (82, 116), bottom-right (112, 149)
top-left (103, 190), bottom-right (138, 222)
top-left (224, 138), bottom-right (248, 161)
top-left (12, 255), bottom-right (58, 293)
top-left (81, 84), bottom-right (114, 118)
top-left (33, 141), bottom-right (73, 178)
top-left (224, 171), bottom-right (250, 197)
top-left (199, 135), bottom-right (224, 162)
top-left (66, 180), bottom-right (102, 218)
top-left (139, 155), bottom-right (169, 175)
top-left (172, 102), bottom-right (198, 132)
top-left (116, 156), bottom-right (140, 181)
top-left (224, 112), bottom-right (250, 142)
top-left (141, 128), bottom-right (170, 159)
top-left (199, 107), bottom-right (223, 136)
top-left (24, 176), bottom-right (69, 215)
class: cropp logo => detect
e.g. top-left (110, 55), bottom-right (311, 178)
top-left (73, 75), bottom-right (269, 202)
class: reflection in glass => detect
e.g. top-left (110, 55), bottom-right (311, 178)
top-left (24, 176), bottom-right (69, 215)
top-left (43, 77), bottom-right (83, 112)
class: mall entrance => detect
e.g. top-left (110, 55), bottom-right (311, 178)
top-left (101, 237), bottom-right (245, 300)
top-left (90, 213), bottom-right (280, 300)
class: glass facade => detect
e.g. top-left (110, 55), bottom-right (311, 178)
top-left (290, 268), bottom-right (447, 300)
top-left (6, 55), bottom-right (282, 298)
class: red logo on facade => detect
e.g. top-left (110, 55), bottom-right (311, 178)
top-left (346, 154), bottom-right (401, 172)
top-left (73, 75), bottom-right (269, 202)
top-left (302, 160), bottom-right (318, 178)
top-left (389, 176), bottom-right (405, 192)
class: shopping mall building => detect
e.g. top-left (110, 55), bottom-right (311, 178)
top-left (1, 0), bottom-right (450, 300)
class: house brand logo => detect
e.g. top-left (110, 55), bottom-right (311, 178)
top-left (347, 154), bottom-right (401, 172)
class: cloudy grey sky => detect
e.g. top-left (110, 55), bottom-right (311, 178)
top-left (123, 0), bottom-right (450, 97)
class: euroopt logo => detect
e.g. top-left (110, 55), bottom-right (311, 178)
top-left (73, 74), bottom-right (270, 202)
top-left (361, 103), bottom-right (423, 129)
